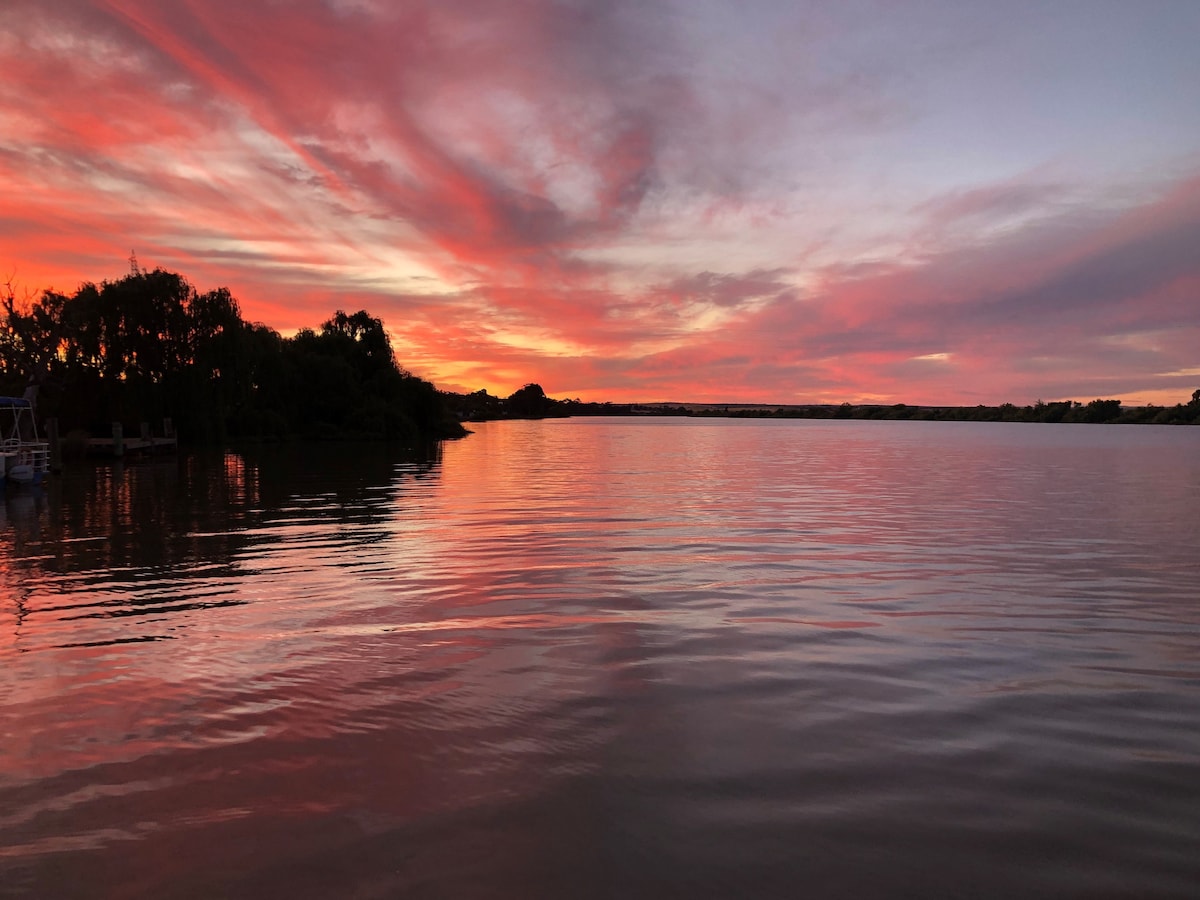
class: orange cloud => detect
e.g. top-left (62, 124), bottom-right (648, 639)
top-left (1, 1), bottom-right (1198, 405)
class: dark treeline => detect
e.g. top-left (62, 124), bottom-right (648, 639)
top-left (704, 397), bottom-right (1200, 425)
top-left (448, 387), bottom-right (1200, 425)
top-left (442, 383), bottom-right (634, 421)
top-left (1, 268), bottom-right (465, 443)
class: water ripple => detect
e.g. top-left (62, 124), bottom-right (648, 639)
top-left (2, 422), bottom-right (1199, 898)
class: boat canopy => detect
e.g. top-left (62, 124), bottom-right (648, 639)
top-left (0, 397), bottom-right (33, 408)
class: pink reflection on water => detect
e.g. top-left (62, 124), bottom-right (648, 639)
top-left (730, 617), bottom-right (881, 629)
top-left (2, 422), bottom-right (1199, 896)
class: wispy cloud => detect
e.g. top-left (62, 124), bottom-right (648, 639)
top-left (1, 0), bottom-right (1198, 403)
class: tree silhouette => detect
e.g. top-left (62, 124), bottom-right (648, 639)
top-left (507, 383), bottom-right (549, 417)
top-left (0, 269), bottom-right (464, 442)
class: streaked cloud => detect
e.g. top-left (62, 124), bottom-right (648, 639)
top-left (1, 0), bottom-right (1198, 403)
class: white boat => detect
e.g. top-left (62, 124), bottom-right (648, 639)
top-left (1, 393), bottom-right (50, 486)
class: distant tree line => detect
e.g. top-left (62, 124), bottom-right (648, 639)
top-left (0, 268), bottom-right (465, 442)
top-left (442, 383), bottom-right (638, 420)
top-left (447, 388), bottom-right (1200, 425)
top-left (718, 396), bottom-right (1200, 425)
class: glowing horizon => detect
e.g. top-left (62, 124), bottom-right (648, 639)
top-left (2, 1), bottom-right (1198, 406)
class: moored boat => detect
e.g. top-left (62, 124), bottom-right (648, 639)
top-left (1, 394), bottom-right (50, 486)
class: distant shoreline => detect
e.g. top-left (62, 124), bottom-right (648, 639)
top-left (450, 392), bottom-right (1200, 426)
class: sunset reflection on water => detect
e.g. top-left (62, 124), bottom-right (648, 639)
top-left (2, 420), bottom-right (1199, 898)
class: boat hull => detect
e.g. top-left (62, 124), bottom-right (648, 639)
top-left (7, 462), bottom-right (36, 484)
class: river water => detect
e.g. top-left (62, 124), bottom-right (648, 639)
top-left (2, 418), bottom-right (1199, 898)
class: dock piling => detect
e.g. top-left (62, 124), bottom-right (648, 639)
top-left (47, 417), bottom-right (62, 472)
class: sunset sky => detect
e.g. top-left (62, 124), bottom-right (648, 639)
top-left (2, 1), bottom-right (1198, 404)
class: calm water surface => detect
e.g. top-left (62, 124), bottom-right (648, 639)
top-left (2, 419), bottom-right (1199, 898)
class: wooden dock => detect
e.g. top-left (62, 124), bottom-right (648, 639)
top-left (86, 436), bottom-right (178, 456)
top-left (84, 420), bottom-right (178, 458)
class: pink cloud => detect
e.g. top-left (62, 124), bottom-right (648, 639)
top-left (0, 1), bottom-right (1197, 405)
